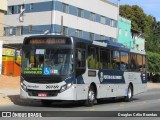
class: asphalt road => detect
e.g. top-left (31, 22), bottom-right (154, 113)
top-left (0, 88), bottom-right (160, 119)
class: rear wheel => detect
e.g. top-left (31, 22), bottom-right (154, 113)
top-left (41, 100), bottom-right (52, 106)
top-left (124, 85), bottom-right (133, 102)
top-left (85, 86), bottom-right (96, 106)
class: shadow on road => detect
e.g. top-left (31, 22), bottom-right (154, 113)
top-left (8, 95), bottom-right (140, 108)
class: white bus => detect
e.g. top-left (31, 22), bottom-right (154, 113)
top-left (20, 35), bottom-right (147, 106)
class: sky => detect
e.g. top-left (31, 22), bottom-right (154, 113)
top-left (108, 0), bottom-right (160, 21)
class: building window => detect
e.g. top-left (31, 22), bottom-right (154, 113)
top-left (17, 4), bottom-right (25, 13)
top-left (100, 16), bottom-right (106, 24)
top-left (110, 19), bottom-right (116, 27)
top-left (4, 27), bottom-right (13, 36)
top-left (62, 3), bottom-right (69, 13)
top-left (100, 35), bottom-right (105, 40)
top-left (62, 26), bottom-right (68, 35)
top-left (90, 12), bottom-right (95, 21)
top-left (77, 8), bottom-right (83, 17)
top-left (89, 33), bottom-right (94, 41)
top-left (125, 30), bottom-right (128, 37)
top-left (8, 6), bottom-right (14, 15)
top-left (29, 25), bottom-right (32, 32)
top-left (76, 30), bottom-right (83, 38)
top-left (30, 3), bottom-right (34, 10)
top-left (119, 29), bottom-right (122, 35)
top-left (16, 26), bottom-right (23, 36)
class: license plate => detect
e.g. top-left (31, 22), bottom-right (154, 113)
top-left (38, 93), bottom-right (48, 97)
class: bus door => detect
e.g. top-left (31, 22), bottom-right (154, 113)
top-left (75, 43), bottom-right (86, 100)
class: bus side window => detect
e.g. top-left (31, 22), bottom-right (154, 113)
top-left (88, 46), bottom-right (99, 69)
top-left (143, 56), bottom-right (146, 72)
top-left (100, 48), bottom-right (110, 69)
top-left (130, 54), bottom-right (137, 71)
top-left (137, 54), bottom-right (143, 72)
top-left (76, 49), bottom-right (85, 68)
top-left (120, 52), bottom-right (129, 71)
top-left (111, 50), bottom-right (120, 70)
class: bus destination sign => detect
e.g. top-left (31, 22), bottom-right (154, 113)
top-left (29, 38), bottom-right (66, 44)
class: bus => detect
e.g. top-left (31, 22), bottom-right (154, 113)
top-left (20, 35), bottom-right (147, 106)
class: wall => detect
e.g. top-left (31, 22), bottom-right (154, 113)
top-left (118, 16), bottom-right (133, 49)
top-left (0, 0), bottom-right (7, 11)
top-left (0, 41), bottom-right (2, 74)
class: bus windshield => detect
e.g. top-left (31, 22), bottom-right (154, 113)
top-left (22, 47), bottom-right (73, 76)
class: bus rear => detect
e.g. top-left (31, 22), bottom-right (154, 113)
top-left (20, 35), bottom-right (76, 105)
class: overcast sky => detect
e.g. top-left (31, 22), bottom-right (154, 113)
top-left (108, 0), bottom-right (160, 21)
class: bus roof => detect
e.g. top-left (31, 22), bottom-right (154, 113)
top-left (23, 35), bottom-right (146, 55)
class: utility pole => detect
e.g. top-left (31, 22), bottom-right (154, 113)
top-left (116, 0), bottom-right (120, 42)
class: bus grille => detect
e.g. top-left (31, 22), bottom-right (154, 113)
top-left (23, 76), bottom-right (62, 84)
top-left (28, 90), bottom-right (60, 97)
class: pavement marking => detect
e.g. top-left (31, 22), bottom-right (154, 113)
top-left (119, 104), bottom-right (125, 107)
top-left (89, 108), bottom-right (96, 111)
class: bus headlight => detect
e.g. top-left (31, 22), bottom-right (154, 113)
top-left (60, 83), bottom-right (73, 93)
top-left (20, 77), bottom-right (27, 92)
top-left (21, 82), bottom-right (27, 92)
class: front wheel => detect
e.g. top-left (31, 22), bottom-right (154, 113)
top-left (85, 86), bottom-right (96, 106)
top-left (124, 85), bottom-right (133, 102)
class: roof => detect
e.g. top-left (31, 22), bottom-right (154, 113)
top-left (95, 40), bottom-right (130, 52)
top-left (100, 0), bottom-right (118, 7)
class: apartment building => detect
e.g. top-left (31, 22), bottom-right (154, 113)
top-left (4, 0), bottom-right (118, 44)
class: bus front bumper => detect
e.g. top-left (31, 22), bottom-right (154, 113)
top-left (20, 86), bottom-right (77, 101)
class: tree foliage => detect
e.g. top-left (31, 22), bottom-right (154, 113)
top-left (147, 51), bottom-right (160, 74)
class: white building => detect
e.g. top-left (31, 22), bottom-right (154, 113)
top-left (0, 0), bottom-right (7, 74)
top-left (4, 0), bottom-right (118, 44)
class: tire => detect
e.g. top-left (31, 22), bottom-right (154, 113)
top-left (41, 100), bottom-right (52, 106)
top-left (124, 85), bottom-right (133, 102)
top-left (85, 85), bottom-right (96, 107)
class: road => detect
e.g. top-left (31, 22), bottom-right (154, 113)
top-left (0, 88), bottom-right (160, 119)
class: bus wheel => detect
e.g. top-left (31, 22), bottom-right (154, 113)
top-left (124, 85), bottom-right (133, 102)
top-left (41, 100), bottom-right (52, 106)
top-left (85, 85), bottom-right (96, 106)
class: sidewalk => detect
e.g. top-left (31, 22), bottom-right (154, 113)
top-left (0, 75), bottom-right (20, 105)
top-left (147, 82), bottom-right (160, 89)
top-left (0, 74), bottom-right (160, 106)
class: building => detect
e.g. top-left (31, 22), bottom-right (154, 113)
top-left (118, 16), bottom-right (133, 49)
top-left (131, 29), bottom-right (145, 51)
top-left (118, 16), bottom-right (145, 51)
top-left (0, 0), bottom-right (7, 74)
top-left (0, 0), bottom-right (7, 39)
top-left (3, 0), bottom-right (118, 45)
